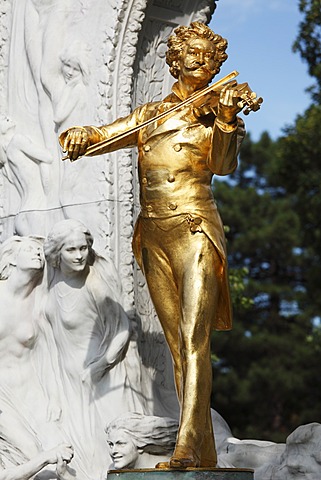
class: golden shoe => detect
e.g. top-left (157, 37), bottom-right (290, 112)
top-left (169, 446), bottom-right (200, 469)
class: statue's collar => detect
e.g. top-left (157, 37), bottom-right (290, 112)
top-left (171, 82), bottom-right (187, 102)
top-left (171, 82), bottom-right (206, 102)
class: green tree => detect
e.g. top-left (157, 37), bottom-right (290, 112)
top-left (293, 0), bottom-right (321, 101)
top-left (271, 105), bottom-right (321, 319)
top-left (211, 132), bottom-right (321, 442)
top-left (210, 0), bottom-right (321, 442)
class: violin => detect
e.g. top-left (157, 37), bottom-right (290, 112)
top-left (62, 71), bottom-right (263, 159)
top-left (192, 77), bottom-right (263, 116)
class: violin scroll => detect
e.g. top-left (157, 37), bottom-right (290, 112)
top-left (225, 81), bottom-right (263, 116)
top-left (237, 88), bottom-right (263, 115)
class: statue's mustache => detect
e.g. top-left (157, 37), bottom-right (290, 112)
top-left (187, 63), bottom-right (214, 74)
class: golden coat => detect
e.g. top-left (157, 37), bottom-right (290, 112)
top-left (74, 83), bottom-right (244, 330)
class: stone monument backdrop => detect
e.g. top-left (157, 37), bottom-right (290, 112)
top-left (0, 1), bottom-right (215, 479)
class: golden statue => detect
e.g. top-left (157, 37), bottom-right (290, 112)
top-left (59, 21), bottom-right (262, 470)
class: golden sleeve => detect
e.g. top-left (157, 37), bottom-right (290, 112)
top-left (208, 116), bottom-right (245, 176)
top-left (59, 103), bottom-right (155, 156)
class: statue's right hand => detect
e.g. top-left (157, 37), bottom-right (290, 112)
top-left (59, 127), bottom-right (90, 162)
top-left (47, 444), bottom-right (74, 465)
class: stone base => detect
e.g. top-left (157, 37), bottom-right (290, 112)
top-left (108, 468), bottom-right (254, 480)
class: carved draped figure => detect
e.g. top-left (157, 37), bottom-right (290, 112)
top-left (44, 254), bottom-right (144, 479)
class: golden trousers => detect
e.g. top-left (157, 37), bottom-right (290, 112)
top-left (139, 215), bottom-right (219, 466)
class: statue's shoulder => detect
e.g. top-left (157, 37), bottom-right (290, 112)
top-left (87, 256), bottom-right (122, 304)
top-left (163, 92), bottom-right (177, 103)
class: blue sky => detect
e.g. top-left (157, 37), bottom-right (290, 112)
top-left (209, 0), bottom-right (311, 141)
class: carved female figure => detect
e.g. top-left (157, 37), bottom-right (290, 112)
top-left (43, 219), bottom-right (141, 479)
top-left (0, 117), bottom-right (54, 236)
top-left (52, 42), bottom-right (91, 135)
top-left (0, 236), bottom-right (62, 453)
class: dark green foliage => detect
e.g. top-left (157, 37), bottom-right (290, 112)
top-left (210, 1), bottom-right (321, 442)
top-left (293, 0), bottom-right (321, 101)
top-left (211, 127), bottom-right (321, 442)
top-left (275, 105), bottom-right (321, 317)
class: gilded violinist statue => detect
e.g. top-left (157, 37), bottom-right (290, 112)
top-left (60, 22), bottom-right (262, 469)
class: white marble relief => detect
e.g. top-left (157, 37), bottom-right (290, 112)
top-left (0, 117), bottom-right (56, 236)
top-left (104, 410), bottom-right (321, 480)
top-left (0, 222), bottom-right (145, 479)
top-left (42, 219), bottom-right (145, 479)
top-left (0, 439), bottom-right (73, 480)
top-left (106, 413), bottom-right (178, 469)
top-left (0, 236), bottom-right (63, 452)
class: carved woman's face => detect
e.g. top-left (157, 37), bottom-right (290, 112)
top-left (107, 430), bottom-right (140, 469)
top-left (61, 60), bottom-right (82, 83)
top-left (59, 232), bottom-right (89, 276)
top-left (15, 239), bottom-right (44, 272)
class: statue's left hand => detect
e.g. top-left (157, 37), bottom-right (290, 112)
top-left (216, 85), bottom-right (243, 124)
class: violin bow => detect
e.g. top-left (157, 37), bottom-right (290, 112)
top-left (82, 70), bottom-right (240, 157)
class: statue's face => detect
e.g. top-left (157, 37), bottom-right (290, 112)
top-left (178, 37), bottom-right (216, 89)
top-left (61, 60), bottom-right (82, 83)
top-left (15, 239), bottom-right (44, 272)
top-left (107, 430), bottom-right (139, 469)
top-left (59, 232), bottom-right (89, 275)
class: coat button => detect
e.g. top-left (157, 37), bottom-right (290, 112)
top-left (144, 145), bottom-right (151, 152)
top-left (142, 177), bottom-right (148, 184)
top-left (173, 144), bottom-right (181, 152)
top-left (167, 174), bottom-right (175, 183)
top-left (146, 205), bottom-right (153, 212)
top-left (168, 202), bottom-right (177, 210)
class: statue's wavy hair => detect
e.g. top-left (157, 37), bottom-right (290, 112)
top-left (43, 219), bottom-right (123, 298)
top-left (44, 219), bottom-right (94, 269)
top-left (59, 41), bottom-right (91, 86)
top-left (106, 413), bottom-right (178, 455)
top-left (166, 21), bottom-right (228, 79)
top-left (0, 236), bottom-right (44, 280)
